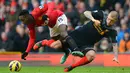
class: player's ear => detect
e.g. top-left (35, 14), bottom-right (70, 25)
top-left (42, 15), bottom-right (48, 21)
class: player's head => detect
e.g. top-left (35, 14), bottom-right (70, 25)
top-left (106, 11), bottom-right (118, 26)
top-left (19, 10), bottom-right (32, 25)
top-left (42, 15), bottom-right (49, 25)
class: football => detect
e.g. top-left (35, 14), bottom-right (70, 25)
top-left (9, 60), bottom-right (22, 72)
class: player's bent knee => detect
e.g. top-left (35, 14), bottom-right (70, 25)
top-left (85, 50), bottom-right (96, 61)
top-left (50, 40), bottom-right (62, 49)
top-left (53, 45), bottom-right (61, 49)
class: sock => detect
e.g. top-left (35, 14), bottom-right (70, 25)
top-left (72, 56), bottom-right (90, 68)
top-left (41, 39), bottom-right (48, 46)
top-left (42, 39), bottom-right (55, 47)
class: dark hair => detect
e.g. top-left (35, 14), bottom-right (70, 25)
top-left (19, 10), bottom-right (29, 16)
top-left (42, 15), bottom-right (48, 21)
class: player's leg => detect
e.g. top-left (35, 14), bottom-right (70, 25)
top-left (58, 16), bottom-right (84, 57)
top-left (33, 39), bottom-right (55, 50)
top-left (64, 49), bottom-right (96, 72)
top-left (34, 39), bottom-right (70, 64)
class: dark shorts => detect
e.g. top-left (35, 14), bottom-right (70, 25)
top-left (62, 40), bottom-right (96, 55)
top-left (79, 46), bottom-right (96, 55)
top-left (81, 48), bottom-right (96, 55)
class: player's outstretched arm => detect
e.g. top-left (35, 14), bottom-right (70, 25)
top-left (84, 11), bottom-right (95, 21)
top-left (84, 11), bottom-right (100, 26)
top-left (21, 28), bottom-right (36, 60)
top-left (112, 43), bottom-right (119, 63)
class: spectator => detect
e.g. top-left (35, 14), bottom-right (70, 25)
top-left (31, 0), bottom-right (39, 8)
top-left (13, 25), bottom-right (28, 52)
top-left (119, 8), bottom-right (125, 19)
top-left (86, 0), bottom-right (98, 11)
top-left (117, 23), bottom-right (130, 45)
top-left (65, 3), bottom-right (80, 28)
top-left (95, 38), bottom-right (113, 52)
top-left (0, 32), bottom-right (13, 51)
top-left (36, 26), bottom-right (50, 42)
top-left (54, 0), bottom-right (65, 12)
top-left (4, 21), bottom-right (16, 40)
top-left (115, 2), bottom-right (122, 12)
top-left (127, 9), bottom-right (130, 28)
top-left (123, 0), bottom-right (130, 15)
top-left (119, 32), bottom-right (130, 53)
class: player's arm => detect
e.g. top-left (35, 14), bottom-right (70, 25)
top-left (21, 25), bottom-right (36, 60)
top-left (108, 30), bottom-right (119, 63)
top-left (112, 43), bottom-right (119, 63)
top-left (84, 10), bottom-right (103, 25)
top-left (84, 11), bottom-right (95, 21)
top-left (26, 28), bottom-right (36, 53)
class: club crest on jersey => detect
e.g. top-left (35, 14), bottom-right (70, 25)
top-left (39, 6), bottom-right (44, 9)
top-left (38, 16), bottom-right (42, 20)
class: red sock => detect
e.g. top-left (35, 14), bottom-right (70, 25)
top-left (47, 39), bottom-right (55, 47)
top-left (72, 57), bottom-right (90, 68)
top-left (42, 39), bottom-right (55, 47)
top-left (41, 40), bottom-right (48, 46)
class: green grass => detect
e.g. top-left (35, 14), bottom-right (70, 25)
top-left (0, 66), bottom-right (130, 73)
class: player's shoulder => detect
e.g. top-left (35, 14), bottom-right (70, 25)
top-left (31, 7), bottom-right (40, 15)
top-left (91, 10), bottom-right (104, 20)
top-left (92, 10), bottom-right (104, 14)
top-left (31, 4), bottom-right (48, 15)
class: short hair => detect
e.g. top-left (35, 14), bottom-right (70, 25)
top-left (109, 11), bottom-right (119, 21)
top-left (19, 10), bottom-right (29, 16)
top-left (42, 15), bottom-right (48, 21)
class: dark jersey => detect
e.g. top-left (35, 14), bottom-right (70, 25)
top-left (69, 10), bottom-right (117, 47)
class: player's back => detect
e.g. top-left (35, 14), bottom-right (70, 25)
top-left (69, 21), bottom-right (104, 47)
top-left (31, 7), bottom-right (46, 26)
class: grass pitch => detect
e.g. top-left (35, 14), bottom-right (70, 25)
top-left (0, 66), bottom-right (130, 73)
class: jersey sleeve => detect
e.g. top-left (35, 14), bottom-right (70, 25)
top-left (91, 10), bottom-right (103, 20)
top-left (31, 4), bottom-right (48, 17)
top-left (26, 24), bottom-right (36, 53)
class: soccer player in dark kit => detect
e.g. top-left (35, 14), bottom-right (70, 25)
top-left (34, 10), bottom-right (119, 72)
top-left (18, 2), bottom-right (84, 64)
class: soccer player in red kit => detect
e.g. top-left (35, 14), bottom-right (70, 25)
top-left (18, 2), bottom-right (84, 63)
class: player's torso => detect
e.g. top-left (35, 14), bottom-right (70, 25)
top-left (69, 21), bottom-right (106, 46)
top-left (48, 10), bottom-right (63, 28)
top-left (49, 14), bottom-right (67, 37)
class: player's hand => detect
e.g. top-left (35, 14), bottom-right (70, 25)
top-left (21, 52), bottom-right (28, 60)
top-left (113, 57), bottom-right (119, 64)
top-left (92, 19), bottom-right (101, 26)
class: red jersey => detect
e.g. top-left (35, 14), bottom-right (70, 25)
top-left (26, 2), bottom-right (63, 52)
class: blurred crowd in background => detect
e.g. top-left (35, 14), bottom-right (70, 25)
top-left (0, 0), bottom-right (130, 53)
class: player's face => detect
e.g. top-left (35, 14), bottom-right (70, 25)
top-left (43, 18), bottom-right (49, 25)
top-left (19, 15), bottom-right (29, 25)
top-left (106, 14), bottom-right (117, 26)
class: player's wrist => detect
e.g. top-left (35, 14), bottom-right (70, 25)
top-left (25, 51), bottom-right (29, 53)
top-left (91, 18), bottom-right (96, 22)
